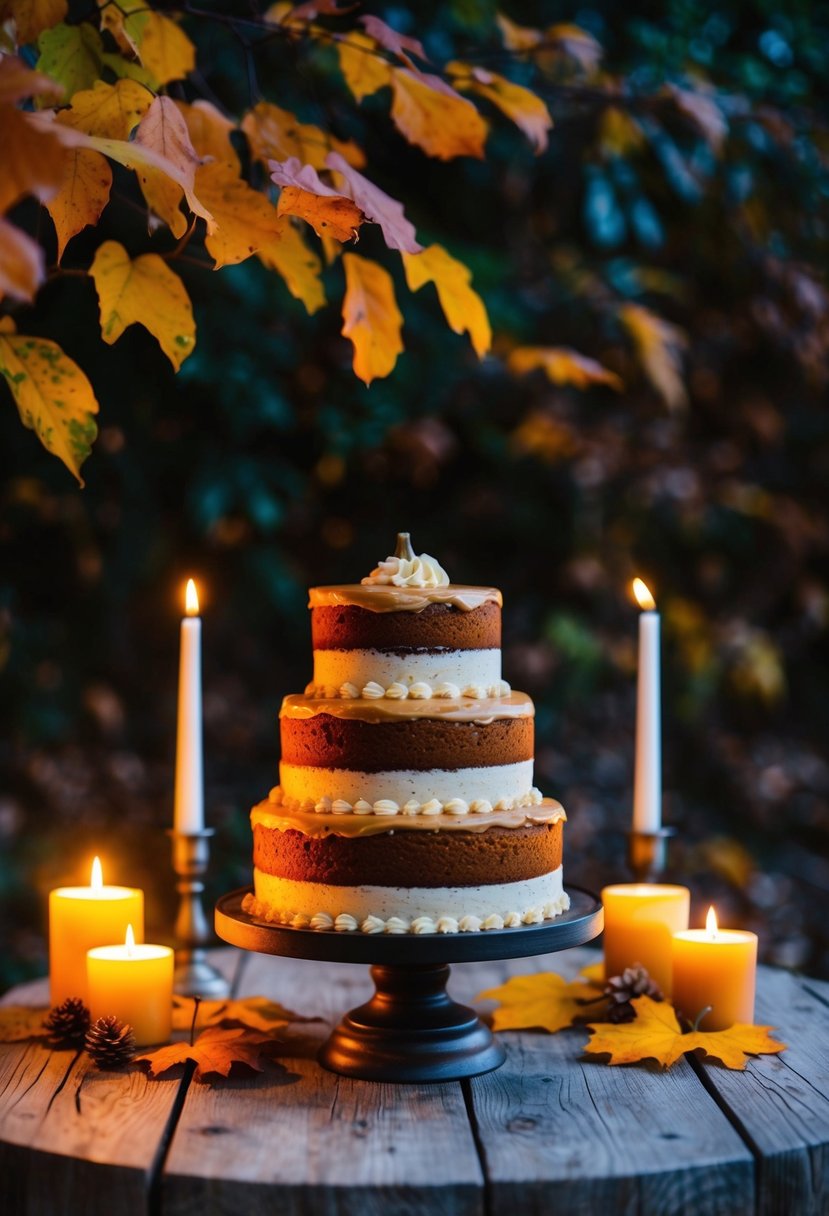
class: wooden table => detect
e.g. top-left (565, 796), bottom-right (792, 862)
top-left (2, 946), bottom-right (828, 1215)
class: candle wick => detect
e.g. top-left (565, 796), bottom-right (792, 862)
top-left (691, 1004), bottom-right (714, 1032)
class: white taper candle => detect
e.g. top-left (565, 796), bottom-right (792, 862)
top-left (632, 578), bottom-right (661, 833)
top-left (174, 578), bottom-right (204, 833)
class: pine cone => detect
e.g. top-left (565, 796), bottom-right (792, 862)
top-left (44, 998), bottom-right (91, 1047)
top-left (84, 1015), bottom-right (136, 1069)
top-left (604, 964), bottom-right (664, 1023)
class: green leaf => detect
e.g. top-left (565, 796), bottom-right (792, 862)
top-left (35, 22), bottom-right (103, 103)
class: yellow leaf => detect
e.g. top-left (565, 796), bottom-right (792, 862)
top-left (341, 253), bottom-right (403, 384)
top-left (124, 9), bottom-right (194, 86)
top-left (35, 21), bottom-right (102, 103)
top-left (196, 160), bottom-right (283, 268)
top-left (391, 68), bottom-right (488, 160)
top-left (134, 95), bottom-right (211, 238)
top-left (451, 64), bottom-right (552, 154)
top-left (496, 14), bottom-right (543, 51)
top-left (45, 147), bottom-right (112, 261)
top-left (176, 99), bottom-right (239, 169)
top-left (89, 240), bottom-right (195, 370)
top-left (336, 30), bottom-right (391, 101)
top-left (508, 346), bottom-right (622, 390)
top-left (402, 243), bottom-right (491, 357)
top-left (0, 1003), bottom-right (49, 1041)
top-left (620, 303), bottom-right (688, 410)
top-left (172, 994), bottom-right (316, 1035)
top-left (241, 100), bottom-right (365, 172)
top-left (8, 0), bottom-right (67, 45)
top-left (277, 185), bottom-right (362, 242)
top-left (0, 105), bottom-right (68, 213)
top-left (585, 995), bottom-right (786, 1069)
top-left (259, 220), bottom-right (326, 314)
top-left (0, 217), bottom-right (45, 302)
top-left (478, 972), bottom-right (600, 1034)
top-left (600, 106), bottom-right (646, 157)
top-left (59, 78), bottom-right (152, 140)
top-left (0, 316), bottom-right (99, 484)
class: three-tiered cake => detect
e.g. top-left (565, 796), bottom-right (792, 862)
top-left (242, 534), bottom-right (569, 934)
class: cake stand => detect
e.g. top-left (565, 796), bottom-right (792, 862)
top-left (215, 886), bottom-right (603, 1083)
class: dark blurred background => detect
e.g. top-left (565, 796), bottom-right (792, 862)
top-left (2, 1), bottom-right (828, 989)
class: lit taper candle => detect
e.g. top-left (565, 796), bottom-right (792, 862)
top-left (632, 578), bottom-right (661, 833)
top-left (174, 578), bottom-right (204, 833)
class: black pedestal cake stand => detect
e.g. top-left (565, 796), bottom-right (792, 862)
top-left (215, 886), bottom-right (603, 1084)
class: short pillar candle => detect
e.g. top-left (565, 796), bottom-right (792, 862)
top-left (672, 908), bottom-right (757, 1031)
top-left (49, 858), bottom-right (144, 1006)
top-left (602, 883), bottom-right (690, 994)
top-left (87, 926), bottom-right (174, 1046)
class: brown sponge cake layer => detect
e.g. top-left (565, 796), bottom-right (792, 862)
top-left (280, 713), bottom-right (533, 771)
top-left (311, 600), bottom-right (501, 651)
top-left (253, 819), bottom-right (563, 887)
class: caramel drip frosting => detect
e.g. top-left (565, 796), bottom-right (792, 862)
top-left (280, 690), bottom-right (534, 723)
top-left (308, 584), bottom-right (502, 613)
top-left (251, 799), bottom-right (566, 838)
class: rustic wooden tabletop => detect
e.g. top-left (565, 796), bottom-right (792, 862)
top-left (1, 944), bottom-right (827, 1216)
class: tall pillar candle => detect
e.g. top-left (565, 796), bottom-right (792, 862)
top-left (632, 578), bottom-right (661, 833)
top-left (672, 907), bottom-right (757, 1031)
top-left (87, 926), bottom-right (174, 1046)
top-left (49, 857), bottom-right (144, 1005)
top-left (602, 883), bottom-right (690, 994)
top-left (174, 578), bottom-right (204, 834)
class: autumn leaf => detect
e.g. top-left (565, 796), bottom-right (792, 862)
top-left (620, 302), bottom-right (688, 410)
top-left (90, 240), bottom-right (195, 371)
top-left (172, 994), bottom-right (316, 1035)
top-left (546, 23), bottom-right (603, 73)
top-left (496, 14), bottom-right (543, 52)
top-left (176, 100), bottom-right (239, 169)
top-left (478, 972), bottom-right (601, 1034)
top-left (242, 100), bottom-right (365, 172)
top-left (358, 14), bottom-right (426, 69)
top-left (46, 149), bottom-right (112, 262)
top-left (450, 64), bottom-right (552, 154)
top-left (5, 0), bottom-right (67, 46)
top-left (585, 996), bottom-right (786, 1070)
top-left (136, 1025), bottom-right (286, 1083)
top-left (35, 22), bottom-right (103, 102)
top-left (0, 1004), bottom-right (49, 1042)
top-left (271, 158), bottom-right (362, 242)
top-left (402, 243), bottom-right (491, 358)
top-left (134, 95), bottom-right (211, 238)
top-left (59, 78), bottom-right (152, 140)
top-left (390, 68), bottom-right (488, 160)
top-left (116, 4), bottom-right (195, 86)
top-left (336, 31), bottom-right (391, 102)
top-left (0, 217), bottom-right (45, 302)
top-left (665, 83), bottom-right (727, 151)
top-left (196, 160), bottom-right (284, 268)
top-left (0, 106), bottom-right (68, 213)
top-left (0, 54), bottom-right (62, 104)
top-left (259, 220), bottom-right (326, 314)
top-left (508, 346), bottom-right (622, 390)
top-left (326, 152), bottom-right (421, 253)
top-left (341, 253), bottom-right (403, 384)
top-left (0, 317), bottom-right (99, 484)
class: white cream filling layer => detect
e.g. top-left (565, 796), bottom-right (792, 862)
top-left (248, 867), bottom-right (568, 934)
top-left (311, 648), bottom-right (501, 698)
top-left (279, 761), bottom-right (535, 812)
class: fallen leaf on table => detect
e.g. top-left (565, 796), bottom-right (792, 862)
top-left (136, 1025), bottom-right (286, 1082)
top-left (477, 972), bottom-right (602, 1034)
top-left (579, 960), bottom-right (606, 987)
top-left (172, 994), bottom-right (318, 1034)
top-left (585, 995), bottom-right (786, 1070)
top-left (0, 1005), bottom-right (49, 1042)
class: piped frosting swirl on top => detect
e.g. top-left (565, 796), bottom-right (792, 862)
top-left (362, 551), bottom-right (449, 589)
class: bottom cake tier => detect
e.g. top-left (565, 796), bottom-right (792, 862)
top-left (243, 796), bottom-right (569, 934)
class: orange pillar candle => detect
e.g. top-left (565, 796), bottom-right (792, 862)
top-left (49, 858), bottom-right (144, 1006)
top-left (602, 883), bottom-right (690, 994)
top-left (87, 925), bottom-right (174, 1046)
top-left (672, 907), bottom-right (757, 1031)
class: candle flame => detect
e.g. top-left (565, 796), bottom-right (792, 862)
top-left (706, 905), bottom-right (718, 939)
top-left (185, 578), bottom-right (199, 616)
top-left (632, 577), bottom-right (656, 611)
top-left (125, 923), bottom-right (135, 956)
top-left (90, 856), bottom-right (103, 890)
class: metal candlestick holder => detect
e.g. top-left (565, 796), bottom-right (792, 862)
top-left (168, 828), bottom-right (231, 998)
top-left (626, 826), bottom-right (676, 882)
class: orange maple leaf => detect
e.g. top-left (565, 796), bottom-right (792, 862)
top-left (477, 972), bottom-right (603, 1034)
top-left (585, 995), bottom-right (786, 1070)
top-left (136, 1025), bottom-right (286, 1083)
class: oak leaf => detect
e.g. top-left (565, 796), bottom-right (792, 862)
top-left (35, 22), bottom-right (102, 102)
top-left (90, 240), bottom-right (195, 370)
top-left (259, 220), bottom-right (326, 314)
top-left (196, 160), bottom-right (284, 268)
top-left (136, 1025), bottom-right (286, 1083)
top-left (172, 994), bottom-right (317, 1035)
top-left (477, 972), bottom-right (600, 1034)
top-left (176, 100), bottom-right (239, 169)
top-left (4, 0), bottom-right (67, 46)
top-left (242, 100), bottom-right (365, 172)
top-left (59, 78), bottom-right (152, 140)
top-left (451, 65), bottom-right (552, 155)
top-left (402, 243), bottom-right (491, 358)
top-left (0, 217), bottom-right (45, 302)
top-left (390, 68), bottom-right (488, 160)
top-left (508, 346), bottom-right (622, 390)
top-left (326, 152), bottom-right (421, 252)
top-left (134, 96), bottom-right (211, 238)
top-left (336, 31), bottom-right (391, 102)
top-left (341, 253), bottom-right (403, 384)
top-left (0, 1004), bottom-right (49, 1042)
top-left (271, 157), bottom-right (362, 242)
top-left (0, 316), bottom-right (99, 484)
top-left (585, 996), bottom-right (786, 1070)
top-left (620, 302), bottom-right (687, 410)
top-left (0, 105), bottom-right (68, 213)
top-left (45, 147), bottom-right (112, 261)
top-left (0, 53), bottom-right (62, 103)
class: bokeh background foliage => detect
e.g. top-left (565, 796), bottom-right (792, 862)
top-left (2, 0), bottom-right (828, 987)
